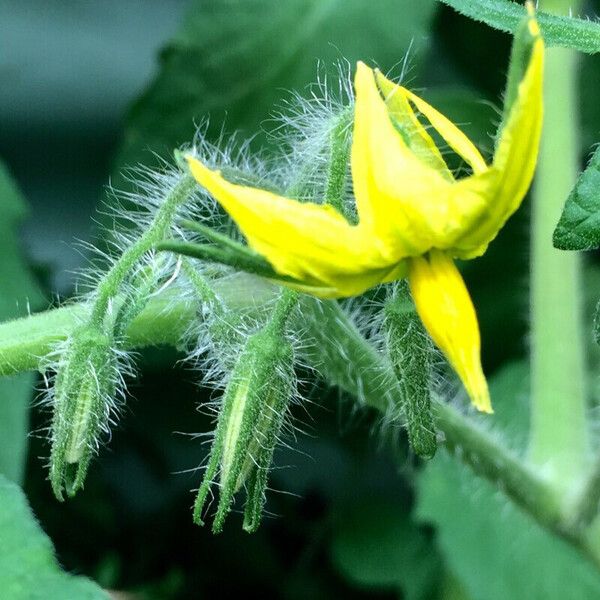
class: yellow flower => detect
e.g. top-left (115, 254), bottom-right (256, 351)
top-left (185, 10), bottom-right (543, 413)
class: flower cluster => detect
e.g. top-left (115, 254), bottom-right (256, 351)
top-left (184, 6), bottom-right (544, 413)
top-left (41, 4), bottom-right (545, 532)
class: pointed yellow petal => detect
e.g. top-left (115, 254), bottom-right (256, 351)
top-left (375, 71), bottom-right (487, 176)
top-left (491, 35), bottom-right (544, 217)
top-left (408, 250), bottom-right (491, 412)
top-left (374, 71), bottom-right (453, 180)
top-left (402, 89), bottom-right (487, 175)
top-left (352, 62), bottom-right (452, 260)
top-left (186, 156), bottom-right (393, 297)
top-left (450, 26), bottom-right (544, 257)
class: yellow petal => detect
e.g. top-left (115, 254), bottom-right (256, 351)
top-left (408, 250), bottom-right (491, 412)
top-left (186, 155), bottom-right (393, 297)
top-left (492, 35), bottom-right (544, 218)
top-left (374, 71), bottom-right (453, 180)
top-left (451, 25), bottom-right (544, 257)
top-left (352, 62), bottom-right (452, 260)
top-left (375, 71), bottom-right (487, 176)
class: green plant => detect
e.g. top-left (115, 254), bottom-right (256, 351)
top-left (3, 0), bottom-right (600, 597)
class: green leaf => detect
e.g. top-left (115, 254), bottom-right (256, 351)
top-left (417, 362), bottom-right (600, 600)
top-left (439, 0), bottom-right (600, 54)
top-left (553, 145), bottom-right (600, 250)
top-left (0, 474), bottom-right (107, 599)
top-left (581, 54), bottom-right (600, 152)
top-left (331, 500), bottom-right (440, 600)
top-left (112, 0), bottom-right (437, 177)
top-left (0, 161), bottom-right (45, 484)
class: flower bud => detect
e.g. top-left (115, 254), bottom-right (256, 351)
top-left (384, 282), bottom-right (437, 459)
top-left (193, 324), bottom-right (295, 533)
top-left (49, 325), bottom-right (120, 499)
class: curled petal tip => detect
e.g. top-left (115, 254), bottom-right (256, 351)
top-left (355, 60), bottom-right (369, 74)
top-left (466, 373), bottom-right (492, 414)
top-left (526, 3), bottom-right (541, 36)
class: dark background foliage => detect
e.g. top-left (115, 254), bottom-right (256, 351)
top-left (2, 1), bottom-right (600, 598)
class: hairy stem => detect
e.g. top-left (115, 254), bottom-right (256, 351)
top-left (528, 0), bottom-right (589, 489)
top-left (0, 284), bottom-right (593, 555)
top-left (323, 110), bottom-right (351, 216)
top-left (435, 401), bottom-right (566, 536)
top-left (89, 174), bottom-right (195, 327)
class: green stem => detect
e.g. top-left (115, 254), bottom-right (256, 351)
top-left (0, 277), bottom-right (277, 376)
top-left (259, 110), bottom-right (350, 351)
top-left (529, 0), bottom-right (589, 489)
top-left (0, 283), bottom-right (592, 548)
top-left (435, 401), bottom-right (566, 537)
top-left (181, 258), bottom-right (222, 310)
top-left (323, 110), bottom-right (351, 215)
top-left (89, 175), bottom-right (195, 327)
top-left (157, 240), bottom-right (294, 282)
top-left (569, 459), bottom-right (600, 529)
top-left (581, 517), bottom-right (600, 570)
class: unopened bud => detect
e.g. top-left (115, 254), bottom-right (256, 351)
top-left (194, 324), bottom-right (294, 533)
top-left (49, 325), bottom-right (119, 499)
top-left (384, 282), bottom-right (437, 459)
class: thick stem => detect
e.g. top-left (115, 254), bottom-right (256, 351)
top-left (6, 286), bottom-right (600, 565)
top-left (0, 284), bottom-right (589, 548)
top-left (529, 0), bottom-right (588, 489)
top-left (0, 277), bottom-right (277, 376)
top-left (581, 517), bottom-right (600, 571)
top-left (435, 401), bottom-right (566, 537)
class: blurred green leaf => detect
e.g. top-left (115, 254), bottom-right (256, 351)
top-left (331, 500), bottom-right (440, 599)
top-left (112, 0), bottom-right (437, 176)
top-left (553, 146), bottom-right (600, 250)
top-left (0, 474), bottom-right (107, 599)
top-left (417, 362), bottom-right (600, 600)
top-left (439, 0), bottom-right (600, 54)
top-left (0, 161), bottom-right (44, 483)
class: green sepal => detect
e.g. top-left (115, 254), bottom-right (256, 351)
top-left (49, 325), bottom-right (118, 500)
top-left (240, 350), bottom-right (293, 533)
top-left (323, 109), bottom-right (352, 217)
top-left (193, 315), bottom-right (294, 533)
top-left (158, 239), bottom-right (299, 285)
top-left (242, 460), bottom-right (269, 534)
top-left (384, 282), bottom-right (437, 460)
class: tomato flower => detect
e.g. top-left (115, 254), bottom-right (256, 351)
top-left (185, 10), bottom-right (543, 413)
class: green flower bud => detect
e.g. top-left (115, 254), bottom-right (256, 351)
top-left (193, 323), bottom-right (295, 533)
top-left (384, 282), bottom-right (437, 459)
top-left (49, 324), bottom-right (120, 500)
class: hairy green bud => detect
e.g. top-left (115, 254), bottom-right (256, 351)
top-left (194, 322), bottom-right (295, 533)
top-left (49, 325), bottom-right (120, 499)
top-left (385, 282), bottom-right (437, 459)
